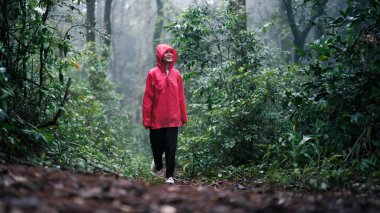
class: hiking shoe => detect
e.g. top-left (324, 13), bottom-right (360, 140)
top-left (165, 177), bottom-right (174, 184)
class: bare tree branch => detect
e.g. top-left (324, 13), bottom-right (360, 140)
top-left (37, 78), bottom-right (72, 129)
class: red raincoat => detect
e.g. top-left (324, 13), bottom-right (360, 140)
top-left (142, 44), bottom-right (187, 129)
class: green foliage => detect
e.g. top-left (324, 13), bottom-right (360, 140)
top-left (301, 0), bottom-right (380, 175)
top-left (1, 0), bottom-right (65, 156)
top-left (0, 1), bottom-right (150, 180)
top-left (0, 67), bottom-right (13, 153)
top-left (1, 0), bottom-right (379, 190)
top-left (171, 0), bottom-right (380, 190)
top-left (41, 44), bottom-right (148, 178)
top-left (170, 3), bottom-right (287, 176)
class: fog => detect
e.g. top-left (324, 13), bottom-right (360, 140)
top-left (77, 0), bottom-right (344, 122)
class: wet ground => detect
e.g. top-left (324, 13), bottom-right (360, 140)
top-left (1, 164), bottom-right (379, 212)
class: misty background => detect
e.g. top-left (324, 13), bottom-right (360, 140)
top-left (66, 0), bottom-right (345, 125)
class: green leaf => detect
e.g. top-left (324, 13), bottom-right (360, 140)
top-left (299, 136), bottom-right (312, 146)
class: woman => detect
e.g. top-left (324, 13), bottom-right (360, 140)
top-left (142, 44), bottom-right (187, 184)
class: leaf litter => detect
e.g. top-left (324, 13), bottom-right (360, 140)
top-left (0, 164), bottom-right (379, 212)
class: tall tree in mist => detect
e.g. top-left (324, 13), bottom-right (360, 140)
top-left (104, 0), bottom-right (113, 47)
top-left (86, 0), bottom-right (96, 43)
top-left (282, 0), bottom-right (328, 62)
top-left (152, 0), bottom-right (164, 59)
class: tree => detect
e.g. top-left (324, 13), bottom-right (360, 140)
top-left (86, 0), bottom-right (96, 43)
top-left (152, 0), bottom-right (164, 59)
top-left (104, 0), bottom-right (113, 47)
top-left (169, 3), bottom-right (267, 169)
top-left (282, 0), bottom-right (328, 62)
top-left (0, 0), bottom-right (80, 155)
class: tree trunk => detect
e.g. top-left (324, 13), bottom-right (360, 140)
top-left (152, 0), bottom-right (164, 60)
top-left (110, 0), bottom-right (125, 84)
top-left (86, 0), bottom-right (96, 43)
top-left (104, 0), bottom-right (113, 47)
top-left (282, 0), bottom-right (328, 62)
top-left (314, 17), bottom-right (325, 40)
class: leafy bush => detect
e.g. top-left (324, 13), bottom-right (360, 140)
top-left (171, 0), bottom-right (380, 190)
top-left (299, 0), bottom-right (380, 180)
top-left (0, 1), bottom-right (150, 179)
top-left (169, 3), bottom-right (289, 176)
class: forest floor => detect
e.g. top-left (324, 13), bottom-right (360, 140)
top-left (1, 163), bottom-right (380, 213)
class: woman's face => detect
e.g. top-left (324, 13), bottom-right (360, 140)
top-left (162, 50), bottom-right (174, 63)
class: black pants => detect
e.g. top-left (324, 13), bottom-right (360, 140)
top-left (150, 127), bottom-right (178, 178)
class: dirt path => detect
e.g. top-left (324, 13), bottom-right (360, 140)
top-left (1, 164), bottom-right (379, 212)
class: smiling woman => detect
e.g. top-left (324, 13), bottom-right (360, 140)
top-left (163, 49), bottom-right (174, 62)
top-left (142, 44), bottom-right (188, 184)
top-left (163, 49), bottom-right (174, 75)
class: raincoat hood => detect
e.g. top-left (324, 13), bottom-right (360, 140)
top-left (156, 44), bottom-right (178, 71)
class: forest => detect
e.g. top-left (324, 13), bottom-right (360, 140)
top-left (0, 0), bottom-right (379, 209)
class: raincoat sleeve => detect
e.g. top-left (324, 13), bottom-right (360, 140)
top-left (142, 72), bottom-right (154, 128)
top-left (178, 74), bottom-right (188, 124)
